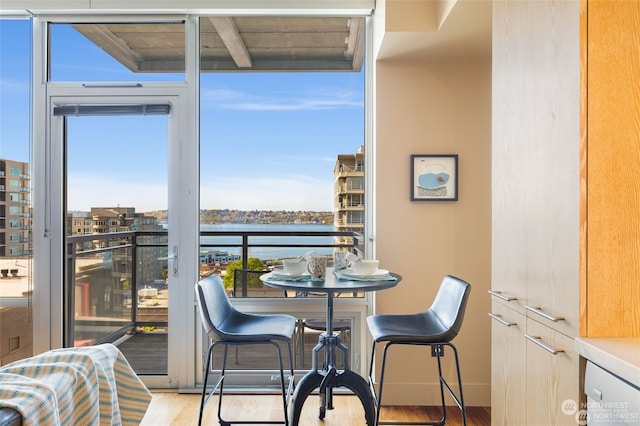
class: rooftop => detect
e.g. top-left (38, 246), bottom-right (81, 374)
top-left (0, 259), bottom-right (29, 298)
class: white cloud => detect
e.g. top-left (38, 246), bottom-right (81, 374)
top-left (67, 172), bottom-right (167, 212)
top-left (201, 175), bottom-right (333, 211)
top-left (67, 172), bottom-right (333, 212)
top-left (201, 87), bottom-right (362, 111)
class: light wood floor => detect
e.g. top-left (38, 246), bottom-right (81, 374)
top-left (140, 392), bottom-right (490, 425)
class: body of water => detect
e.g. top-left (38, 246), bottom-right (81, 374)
top-left (199, 223), bottom-right (336, 261)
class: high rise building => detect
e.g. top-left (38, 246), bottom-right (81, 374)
top-left (333, 146), bottom-right (365, 247)
top-left (0, 159), bottom-right (31, 257)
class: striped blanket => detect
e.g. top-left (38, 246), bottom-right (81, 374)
top-left (0, 344), bottom-right (152, 425)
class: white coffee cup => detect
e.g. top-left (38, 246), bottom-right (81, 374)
top-left (283, 260), bottom-right (308, 276)
top-left (351, 259), bottom-right (379, 275)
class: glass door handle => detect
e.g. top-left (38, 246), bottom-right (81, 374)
top-left (158, 246), bottom-right (178, 276)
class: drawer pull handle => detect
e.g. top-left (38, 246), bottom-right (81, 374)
top-left (593, 387), bottom-right (603, 401)
top-left (488, 290), bottom-right (518, 302)
top-left (525, 334), bottom-right (564, 355)
top-left (488, 313), bottom-right (517, 327)
top-left (525, 305), bottom-right (564, 322)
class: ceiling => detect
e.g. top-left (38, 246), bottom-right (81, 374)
top-left (72, 16), bottom-right (365, 73)
top-left (69, 1), bottom-right (491, 74)
top-left (376, 0), bottom-right (492, 61)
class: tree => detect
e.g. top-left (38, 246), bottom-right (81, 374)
top-left (223, 258), bottom-right (265, 290)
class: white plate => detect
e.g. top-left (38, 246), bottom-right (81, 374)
top-left (339, 268), bottom-right (390, 278)
top-left (271, 269), bottom-right (310, 279)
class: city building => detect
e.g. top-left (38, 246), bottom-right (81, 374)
top-left (69, 207), bottom-right (165, 286)
top-left (0, 159), bottom-right (31, 258)
top-left (0, 159), bottom-right (32, 365)
top-left (333, 146), bottom-right (365, 247)
top-left (70, 207), bottom-right (162, 236)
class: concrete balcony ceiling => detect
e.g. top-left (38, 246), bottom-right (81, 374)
top-left (71, 16), bottom-right (365, 72)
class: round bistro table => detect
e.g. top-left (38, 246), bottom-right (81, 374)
top-left (260, 267), bottom-right (401, 426)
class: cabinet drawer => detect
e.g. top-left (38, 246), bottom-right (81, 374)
top-left (525, 319), bottom-right (579, 425)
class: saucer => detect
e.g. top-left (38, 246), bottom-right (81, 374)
top-left (271, 269), bottom-right (310, 279)
top-left (339, 268), bottom-right (390, 278)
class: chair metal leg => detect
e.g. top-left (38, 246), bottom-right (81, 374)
top-left (200, 340), bottom-right (295, 425)
top-left (198, 342), bottom-right (214, 426)
top-left (217, 345), bottom-right (230, 424)
top-left (273, 341), bottom-right (295, 426)
top-left (376, 342), bottom-right (391, 426)
top-left (433, 345), bottom-right (447, 425)
top-left (369, 341), bottom-right (466, 426)
top-left (443, 343), bottom-right (467, 426)
top-left (296, 319), bottom-right (305, 368)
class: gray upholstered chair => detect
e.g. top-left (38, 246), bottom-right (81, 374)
top-left (195, 275), bottom-right (296, 425)
top-left (366, 274), bottom-right (471, 426)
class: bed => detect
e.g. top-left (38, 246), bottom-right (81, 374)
top-left (0, 344), bottom-right (152, 426)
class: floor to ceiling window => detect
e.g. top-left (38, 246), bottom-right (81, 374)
top-left (197, 16), bottom-right (368, 382)
top-left (0, 18), bottom-right (33, 366)
top-left (26, 12), bottom-right (370, 390)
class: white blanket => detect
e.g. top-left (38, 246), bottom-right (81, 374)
top-left (0, 344), bottom-right (152, 425)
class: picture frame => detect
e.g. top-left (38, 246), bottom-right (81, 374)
top-left (410, 154), bottom-right (458, 201)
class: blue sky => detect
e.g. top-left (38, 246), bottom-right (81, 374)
top-left (0, 20), bottom-right (31, 163)
top-left (0, 20), bottom-right (364, 212)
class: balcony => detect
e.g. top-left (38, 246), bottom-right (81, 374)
top-left (337, 184), bottom-right (364, 193)
top-left (337, 201), bottom-right (364, 210)
top-left (335, 166), bottom-right (364, 178)
top-left (66, 229), bottom-right (364, 374)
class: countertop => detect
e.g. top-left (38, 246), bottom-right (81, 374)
top-left (575, 337), bottom-right (640, 388)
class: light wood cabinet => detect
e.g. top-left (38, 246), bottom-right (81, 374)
top-left (491, 0), bottom-right (581, 424)
top-left (489, 302), bottom-right (526, 426)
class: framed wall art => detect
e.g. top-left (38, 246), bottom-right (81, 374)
top-left (410, 154), bottom-right (458, 201)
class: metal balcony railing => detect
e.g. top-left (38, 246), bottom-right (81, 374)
top-left (65, 229), bottom-right (363, 348)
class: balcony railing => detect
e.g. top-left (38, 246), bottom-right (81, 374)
top-left (65, 229), bottom-right (363, 348)
top-left (338, 184), bottom-right (365, 192)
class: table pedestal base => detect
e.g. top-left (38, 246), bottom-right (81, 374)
top-left (288, 333), bottom-right (375, 425)
top-left (289, 368), bottom-right (375, 426)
